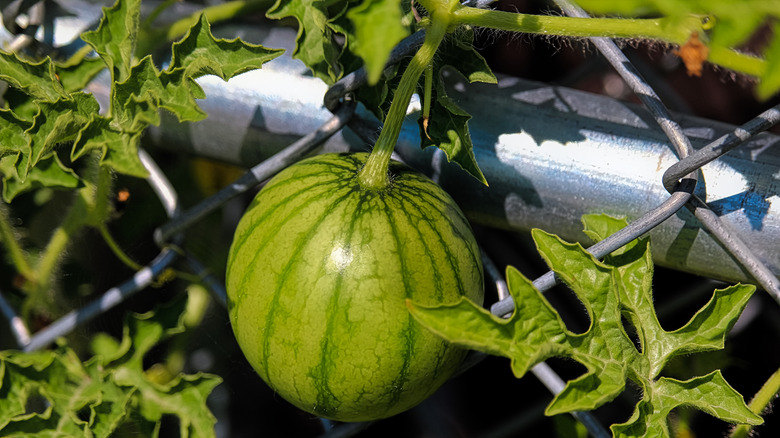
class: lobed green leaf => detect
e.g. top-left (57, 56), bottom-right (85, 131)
top-left (0, 348), bottom-right (132, 438)
top-left (1, 0), bottom-right (281, 199)
top-left (168, 14), bottom-right (284, 81)
top-left (417, 28), bottom-right (496, 186)
top-left (267, 0), bottom-right (343, 83)
top-left (0, 52), bottom-right (67, 102)
top-left (0, 293), bottom-right (221, 437)
top-left (0, 155), bottom-right (81, 202)
top-left (81, 0), bottom-right (140, 83)
top-left (612, 372), bottom-right (762, 438)
top-left (17, 93), bottom-right (100, 180)
top-left (546, 360), bottom-right (626, 415)
top-left (346, 0), bottom-right (409, 85)
top-left (410, 214), bottom-right (760, 436)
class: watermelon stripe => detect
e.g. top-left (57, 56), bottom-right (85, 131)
top-left (396, 183), bottom-right (483, 292)
top-left (324, 153), bottom-right (364, 172)
top-left (385, 189), bottom-right (466, 389)
top-left (380, 194), bottom-right (417, 409)
top-left (230, 179), bottom-right (353, 316)
top-left (259, 189), bottom-right (357, 384)
top-left (385, 192), bottom-right (445, 302)
top-left (312, 193), bottom-right (366, 416)
top-left (240, 168), bottom-right (344, 222)
top-left (231, 157), bottom-right (361, 267)
top-left (230, 170), bottom-right (344, 256)
top-left (395, 180), bottom-right (469, 225)
top-left (231, 172), bottom-right (350, 267)
top-left (399, 186), bottom-right (479, 264)
top-left (271, 153), bottom-right (361, 179)
top-left (404, 193), bottom-right (470, 299)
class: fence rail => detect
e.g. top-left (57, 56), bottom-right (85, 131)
top-left (2, 1), bottom-right (780, 436)
top-left (138, 23), bottom-right (780, 289)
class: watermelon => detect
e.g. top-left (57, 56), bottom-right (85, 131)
top-left (226, 152), bottom-right (484, 422)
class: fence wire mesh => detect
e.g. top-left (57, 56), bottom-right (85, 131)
top-left (1, 0), bottom-right (780, 436)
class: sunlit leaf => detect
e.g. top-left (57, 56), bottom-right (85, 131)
top-left (409, 214), bottom-right (761, 437)
top-left (81, 0), bottom-right (140, 82)
top-left (347, 0), bottom-right (409, 85)
top-left (266, 0), bottom-right (343, 83)
top-left (417, 28), bottom-right (496, 186)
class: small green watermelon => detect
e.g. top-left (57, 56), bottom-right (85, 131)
top-left (226, 152), bottom-right (484, 422)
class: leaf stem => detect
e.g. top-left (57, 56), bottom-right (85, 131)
top-left (451, 6), bottom-right (700, 44)
top-left (357, 13), bottom-right (450, 190)
top-left (709, 46), bottom-right (766, 78)
top-left (451, 7), bottom-right (768, 81)
top-left (422, 62), bottom-right (433, 139)
top-left (99, 223), bottom-right (142, 271)
top-left (26, 193), bottom-right (88, 316)
top-left (0, 203), bottom-right (35, 282)
top-left (25, 162), bottom-right (113, 317)
top-left (730, 366), bottom-right (780, 438)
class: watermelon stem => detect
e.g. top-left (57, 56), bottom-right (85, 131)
top-left (357, 11), bottom-right (450, 191)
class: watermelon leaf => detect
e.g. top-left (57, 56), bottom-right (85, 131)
top-left (266, 0), bottom-right (344, 84)
top-left (0, 0), bottom-right (281, 201)
top-left (346, 0), bottom-right (410, 85)
top-left (0, 155), bottom-right (81, 202)
top-left (408, 214), bottom-right (762, 437)
top-left (0, 52), bottom-right (67, 102)
top-left (81, 0), bottom-right (141, 83)
top-left (416, 28), bottom-right (495, 186)
top-left (167, 14), bottom-right (285, 82)
top-left (0, 293), bottom-right (222, 437)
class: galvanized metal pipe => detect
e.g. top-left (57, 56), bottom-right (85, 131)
top-left (7, 11), bottom-right (780, 286)
top-left (135, 23), bottom-right (780, 286)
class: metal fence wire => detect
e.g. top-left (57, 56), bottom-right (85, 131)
top-left (2, 0), bottom-right (780, 436)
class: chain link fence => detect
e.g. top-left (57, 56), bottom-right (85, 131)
top-left (2, 0), bottom-right (780, 436)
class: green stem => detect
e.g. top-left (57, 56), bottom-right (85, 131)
top-left (25, 163), bottom-right (113, 318)
top-left (423, 63), bottom-right (433, 121)
top-left (452, 6), bottom-right (699, 44)
top-left (709, 45), bottom-right (766, 78)
top-left (33, 196), bottom-right (89, 286)
top-left (26, 193), bottom-right (88, 316)
top-left (0, 203), bottom-right (35, 282)
top-left (357, 14), bottom-right (450, 190)
top-left (730, 367), bottom-right (780, 438)
top-left (452, 6), bottom-right (767, 80)
top-left (99, 223), bottom-right (142, 271)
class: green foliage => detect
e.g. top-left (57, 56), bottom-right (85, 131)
top-left (265, 0), bottom-right (341, 84)
top-left (407, 214), bottom-right (763, 437)
top-left (416, 28), bottom-right (495, 185)
top-left (0, 295), bottom-right (221, 437)
top-left (0, 0), bottom-right (282, 201)
top-left (267, 0), bottom-right (779, 186)
top-left (1, 0), bottom-right (775, 435)
top-left (347, 0), bottom-right (410, 85)
top-left (576, 0), bottom-right (780, 98)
